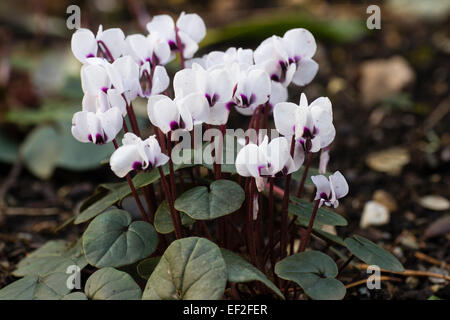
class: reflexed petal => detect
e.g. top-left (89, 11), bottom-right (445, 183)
top-left (210, 68), bottom-right (233, 102)
top-left (283, 28), bottom-right (316, 59)
top-left (110, 144), bottom-right (143, 178)
top-left (178, 31), bottom-right (199, 59)
top-left (266, 137), bottom-right (291, 174)
top-left (248, 69), bottom-right (271, 107)
top-left (125, 34), bottom-right (151, 63)
top-left (208, 102), bottom-right (229, 125)
top-left (329, 171), bottom-right (349, 199)
top-left (147, 95), bottom-right (180, 133)
top-left (269, 81), bottom-right (288, 107)
top-left (309, 135), bottom-right (322, 153)
top-left (235, 143), bottom-right (262, 177)
top-left (311, 175), bottom-right (331, 200)
top-left (319, 125), bottom-right (335, 149)
top-left (97, 107), bottom-right (123, 143)
top-left (71, 28), bottom-right (97, 63)
top-left (173, 67), bottom-right (198, 98)
top-left (292, 58), bottom-right (318, 86)
top-left (147, 15), bottom-right (176, 42)
top-left (71, 111), bottom-right (91, 143)
top-left (144, 135), bottom-right (169, 167)
top-left (299, 92), bottom-right (308, 108)
top-left (273, 102), bottom-right (297, 136)
top-left (151, 65), bottom-right (170, 95)
top-left (80, 64), bottom-right (110, 94)
top-left (97, 27), bottom-right (125, 61)
top-left (107, 89), bottom-right (127, 116)
top-left (178, 92), bottom-right (209, 128)
top-left (81, 93), bottom-right (98, 113)
top-left (149, 32), bottom-right (172, 65)
top-left (176, 12), bottom-right (206, 43)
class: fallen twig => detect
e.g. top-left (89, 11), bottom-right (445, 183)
top-left (346, 276), bottom-right (402, 289)
top-left (414, 252), bottom-right (450, 270)
top-left (354, 263), bottom-right (450, 281)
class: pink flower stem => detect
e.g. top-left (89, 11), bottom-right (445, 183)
top-left (158, 166), bottom-right (182, 239)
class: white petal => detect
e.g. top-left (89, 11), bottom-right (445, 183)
top-left (248, 69), bottom-right (271, 107)
top-left (81, 93), bottom-right (98, 113)
top-left (266, 137), bottom-right (291, 174)
top-left (283, 28), bottom-right (317, 59)
top-left (125, 34), bottom-right (151, 64)
top-left (311, 175), bottom-right (331, 200)
top-left (177, 92), bottom-right (209, 129)
top-left (151, 65), bottom-right (170, 95)
top-left (80, 64), bottom-right (110, 94)
top-left (208, 102), bottom-right (229, 125)
top-left (96, 28), bottom-right (125, 61)
top-left (97, 107), bottom-right (123, 143)
top-left (110, 144), bottom-right (143, 178)
top-left (71, 28), bottom-right (97, 63)
top-left (176, 12), bottom-right (206, 43)
top-left (269, 81), bottom-right (288, 107)
top-left (148, 32), bottom-right (172, 65)
top-left (273, 102), bottom-right (297, 136)
top-left (143, 135), bottom-right (169, 168)
top-left (147, 15), bottom-right (176, 42)
top-left (178, 31), bottom-right (199, 59)
top-left (319, 147), bottom-right (330, 174)
top-left (71, 111), bottom-right (91, 143)
top-left (329, 171), bottom-right (349, 199)
top-left (292, 58), bottom-right (318, 86)
top-left (173, 67), bottom-right (198, 98)
top-left (235, 143), bottom-right (263, 177)
top-left (107, 89), bottom-right (127, 116)
top-left (207, 68), bottom-right (233, 103)
top-left (147, 95), bottom-right (180, 133)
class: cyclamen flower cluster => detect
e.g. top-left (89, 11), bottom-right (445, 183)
top-left (70, 12), bottom-right (348, 208)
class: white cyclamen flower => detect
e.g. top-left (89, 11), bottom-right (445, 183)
top-left (311, 171), bottom-right (349, 208)
top-left (273, 93), bottom-right (335, 152)
top-left (146, 12), bottom-right (206, 59)
top-left (124, 33), bottom-right (172, 66)
top-left (105, 55), bottom-right (141, 102)
top-left (147, 94), bottom-right (209, 133)
top-left (71, 25), bottom-right (125, 64)
top-left (235, 136), bottom-right (304, 180)
top-left (254, 28), bottom-right (318, 87)
top-left (228, 67), bottom-right (271, 116)
top-left (110, 133), bottom-right (169, 178)
top-left (138, 62), bottom-right (170, 98)
top-left (174, 63), bottom-right (233, 125)
top-left (71, 107), bottom-right (123, 145)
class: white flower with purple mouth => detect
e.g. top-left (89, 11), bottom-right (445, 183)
top-left (71, 93), bottom-right (123, 145)
top-left (71, 25), bottom-right (125, 64)
top-left (173, 63), bottom-right (233, 125)
top-left (147, 93), bottom-right (209, 133)
top-left (146, 12), bottom-right (206, 60)
top-left (138, 62), bottom-right (170, 98)
top-left (235, 136), bottom-right (304, 181)
top-left (254, 28), bottom-right (318, 87)
top-left (109, 133), bottom-right (169, 178)
top-left (124, 33), bottom-right (172, 67)
top-left (105, 55), bottom-right (141, 103)
top-left (273, 93), bottom-right (335, 152)
top-left (311, 171), bottom-right (349, 208)
top-left (228, 67), bottom-right (271, 116)
top-left (80, 62), bottom-right (111, 96)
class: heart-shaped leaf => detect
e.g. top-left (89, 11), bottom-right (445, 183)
top-left (85, 267), bottom-right (141, 300)
top-left (290, 197), bottom-right (347, 227)
top-left (82, 209), bottom-right (158, 268)
top-left (137, 257), bottom-right (161, 280)
top-left (13, 239), bottom-right (87, 277)
top-left (312, 229), bottom-right (346, 247)
top-left (220, 249), bottom-right (283, 299)
top-left (0, 273), bottom-right (71, 300)
top-left (275, 250), bottom-right (346, 300)
top-left (154, 201), bottom-right (195, 234)
top-left (143, 237), bottom-right (227, 300)
top-left (344, 235), bottom-right (404, 272)
top-left (175, 180), bottom-right (245, 220)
